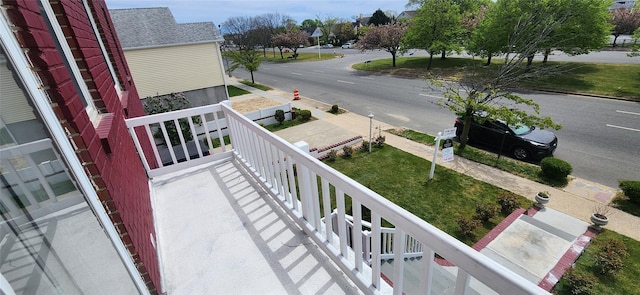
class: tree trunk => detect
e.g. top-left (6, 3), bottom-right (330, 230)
top-left (542, 48), bottom-right (550, 64)
top-left (392, 51), bottom-right (396, 67)
top-left (612, 34), bottom-right (619, 47)
top-left (440, 50), bottom-right (446, 59)
top-left (525, 54), bottom-right (534, 72)
top-left (279, 48), bottom-right (284, 59)
top-left (427, 53), bottom-right (434, 70)
top-left (485, 54), bottom-right (492, 66)
top-left (250, 71), bottom-right (255, 84)
top-left (457, 115), bottom-right (473, 153)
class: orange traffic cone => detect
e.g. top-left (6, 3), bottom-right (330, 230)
top-left (293, 88), bottom-right (300, 100)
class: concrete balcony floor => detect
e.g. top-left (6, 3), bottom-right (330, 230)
top-left (151, 159), bottom-right (362, 294)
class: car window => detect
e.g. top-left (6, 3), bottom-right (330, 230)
top-left (508, 124), bottom-right (532, 135)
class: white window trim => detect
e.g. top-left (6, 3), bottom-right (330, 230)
top-left (1, 7), bottom-right (150, 295)
top-left (81, 0), bottom-right (123, 96)
top-left (39, 0), bottom-right (99, 122)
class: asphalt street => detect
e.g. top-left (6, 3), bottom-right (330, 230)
top-left (230, 48), bottom-right (640, 187)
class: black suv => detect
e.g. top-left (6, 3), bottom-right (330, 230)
top-left (454, 117), bottom-right (558, 161)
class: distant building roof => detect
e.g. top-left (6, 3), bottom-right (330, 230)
top-left (109, 7), bottom-right (223, 49)
top-left (398, 10), bottom-right (417, 20)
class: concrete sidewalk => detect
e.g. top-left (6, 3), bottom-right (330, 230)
top-left (227, 79), bottom-right (640, 241)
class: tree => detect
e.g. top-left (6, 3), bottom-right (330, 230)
top-left (369, 9), bottom-right (391, 26)
top-left (402, 0), bottom-right (463, 69)
top-left (434, 1), bottom-right (568, 153)
top-left (222, 16), bottom-right (255, 50)
top-left (466, 2), bottom-right (503, 65)
top-left (271, 30), bottom-right (309, 59)
top-left (628, 27), bottom-right (640, 57)
top-left (357, 24), bottom-right (406, 67)
top-left (144, 93), bottom-right (199, 146)
top-left (301, 19), bottom-right (321, 29)
top-left (253, 13), bottom-right (294, 57)
top-left (334, 22), bottom-right (356, 43)
top-left (317, 17), bottom-right (339, 44)
top-left (610, 7), bottom-right (640, 47)
top-left (540, 0), bottom-right (611, 63)
top-left (227, 49), bottom-right (261, 84)
top-left (468, 0), bottom-right (611, 66)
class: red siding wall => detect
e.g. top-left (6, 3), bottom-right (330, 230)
top-left (4, 0), bottom-right (159, 293)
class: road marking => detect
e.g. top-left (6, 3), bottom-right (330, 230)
top-left (337, 80), bottom-right (354, 84)
top-left (606, 124), bottom-right (640, 132)
top-left (291, 72), bottom-right (303, 76)
top-left (419, 93), bottom-right (441, 99)
top-left (313, 70), bottom-right (324, 73)
top-left (616, 110), bottom-right (640, 116)
top-left (360, 77), bottom-right (374, 80)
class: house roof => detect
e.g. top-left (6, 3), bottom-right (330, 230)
top-left (109, 7), bottom-right (223, 49)
top-left (398, 10), bottom-right (417, 19)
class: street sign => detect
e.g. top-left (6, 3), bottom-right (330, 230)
top-left (443, 139), bottom-right (453, 148)
top-left (311, 27), bottom-right (323, 37)
top-left (442, 127), bottom-right (457, 139)
top-left (442, 147), bottom-right (454, 162)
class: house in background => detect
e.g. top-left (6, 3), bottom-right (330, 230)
top-left (109, 7), bottom-right (227, 107)
top-left (397, 10), bottom-right (418, 22)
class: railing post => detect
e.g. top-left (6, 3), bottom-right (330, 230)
top-left (294, 141), bottom-right (316, 225)
top-left (392, 229), bottom-right (406, 295)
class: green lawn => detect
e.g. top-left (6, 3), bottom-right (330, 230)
top-left (353, 57), bottom-right (640, 100)
top-left (239, 80), bottom-right (272, 91)
top-left (324, 145), bottom-right (531, 245)
top-left (262, 117), bottom-right (314, 132)
top-left (227, 85), bottom-right (250, 97)
top-left (262, 51), bottom-right (344, 62)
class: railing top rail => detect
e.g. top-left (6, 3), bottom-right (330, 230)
top-left (125, 103), bottom-right (223, 127)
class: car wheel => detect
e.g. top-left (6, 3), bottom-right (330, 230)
top-left (512, 147), bottom-right (529, 160)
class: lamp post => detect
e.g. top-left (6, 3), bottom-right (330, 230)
top-left (368, 113), bottom-right (374, 153)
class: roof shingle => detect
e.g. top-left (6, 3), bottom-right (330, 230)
top-left (109, 7), bottom-right (223, 49)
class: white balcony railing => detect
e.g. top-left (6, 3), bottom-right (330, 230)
top-left (126, 101), bottom-right (548, 295)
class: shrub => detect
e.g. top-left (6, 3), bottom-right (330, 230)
top-left (144, 92), bottom-right (199, 145)
top-left (619, 180), bottom-right (640, 204)
top-left (374, 135), bottom-right (386, 147)
top-left (563, 269), bottom-right (595, 295)
top-left (330, 104), bottom-right (339, 114)
top-left (342, 145), bottom-right (353, 158)
top-left (457, 217), bottom-right (480, 237)
top-left (497, 192), bottom-right (520, 214)
top-left (361, 140), bottom-right (369, 151)
top-left (274, 109), bottom-right (285, 124)
top-left (298, 109), bottom-right (312, 121)
top-left (540, 157), bottom-right (573, 180)
top-left (475, 203), bottom-right (499, 223)
top-left (326, 150), bottom-right (338, 162)
top-left (594, 238), bottom-right (628, 275)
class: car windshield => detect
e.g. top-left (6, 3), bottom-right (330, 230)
top-left (508, 123), bottom-right (532, 135)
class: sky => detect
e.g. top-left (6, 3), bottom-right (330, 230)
top-left (105, 0), bottom-right (412, 30)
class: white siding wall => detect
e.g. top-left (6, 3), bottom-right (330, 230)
top-left (124, 43), bottom-right (225, 99)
